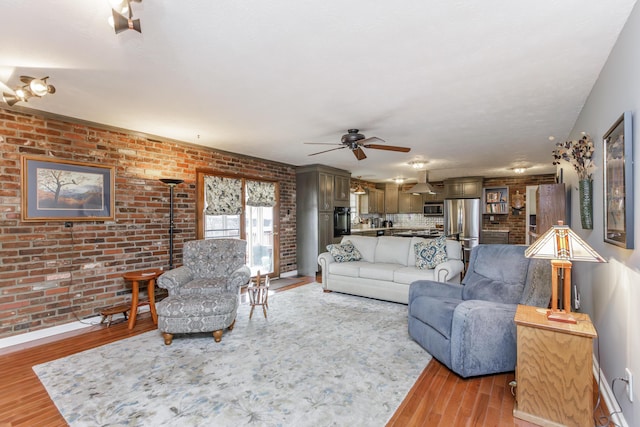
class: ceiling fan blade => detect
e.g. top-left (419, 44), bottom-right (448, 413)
top-left (353, 147), bottom-right (367, 160)
top-left (358, 136), bottom-right (385, 145)
top-left (308, 146), bottom-right (347, 156)
top-left (363, 144), bottom-right (411, 153)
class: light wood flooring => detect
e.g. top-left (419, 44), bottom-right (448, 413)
top-left (0, 277), bottom-right (612, 426)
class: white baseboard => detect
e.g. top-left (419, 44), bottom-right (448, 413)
top-left (593, 356), bottom-right (628, 427)
top-left (0, 306), bottom-right (149, 351)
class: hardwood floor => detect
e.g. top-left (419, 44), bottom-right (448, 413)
top-left (0, 278), bottom-right (611, 427)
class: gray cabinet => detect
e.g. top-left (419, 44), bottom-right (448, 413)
top-left (361, 188), bottom-right (384, 214)
top-left (379, 183), bottom-right (399, 214)
top-left (318, 172), bottom-right (334, 211)
top-left (296, 165), bottom-right (351, 275)
top-left (444, 177), bottom-right (483, 199)
top-left (423, 182), bottom-right (444, 202)
top-left (398, 192), bottom-right (424, 213)
top-left (334, 175), bottom-right (350, 203)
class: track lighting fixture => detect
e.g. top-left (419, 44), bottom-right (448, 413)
top-left (2, 76), bottom-right (56, 107)
top-left (109, 0), bottom-right (142, 34)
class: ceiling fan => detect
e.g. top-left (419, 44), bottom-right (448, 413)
top-left (305, 129), bottom-right (411, 160)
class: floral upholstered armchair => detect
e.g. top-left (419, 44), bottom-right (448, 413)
top-left (158, 238), bottom-right (251, 296)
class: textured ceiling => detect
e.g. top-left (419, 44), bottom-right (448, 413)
top-left (1, 0), bottom-right (637, 182)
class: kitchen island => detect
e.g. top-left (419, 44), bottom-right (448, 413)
top-left (350, 227), bottom-right (443, 238)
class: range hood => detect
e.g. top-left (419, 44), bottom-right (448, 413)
top-left (406, 170), bottom-right (435, 194)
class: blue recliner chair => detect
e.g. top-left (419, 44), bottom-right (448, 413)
top-left (408, 244), bottom-right (551, 378)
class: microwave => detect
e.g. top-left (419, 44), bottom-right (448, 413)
top-left (424, 202), bottom-right (444, 216)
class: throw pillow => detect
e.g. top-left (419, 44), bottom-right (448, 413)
top-left (415, 236), bottom-right (448, 269)
top-left (326, 240), bottom-right (362, 263)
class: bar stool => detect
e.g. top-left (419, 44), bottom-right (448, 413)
top-left (123, 268), bottom-right (163, 329)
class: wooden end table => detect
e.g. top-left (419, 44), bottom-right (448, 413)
top-left (513, 304), bottom-right (597, 426)
top-left (123, 268), bottom-right (163, 329)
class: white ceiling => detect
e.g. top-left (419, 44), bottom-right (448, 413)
top-left (1, 0), bottom-right (637, 182)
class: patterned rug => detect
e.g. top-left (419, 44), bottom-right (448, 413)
top-left (34, 283), bottom-right (431, 426)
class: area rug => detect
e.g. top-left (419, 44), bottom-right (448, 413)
top-left (34, 283), bottom-right (431, 426)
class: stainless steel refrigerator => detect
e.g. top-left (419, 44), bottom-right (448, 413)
top-left (444, 198), bottom-right (481, 261)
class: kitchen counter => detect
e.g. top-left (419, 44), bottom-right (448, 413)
top-left (351, 227), bottom-right (444, 238)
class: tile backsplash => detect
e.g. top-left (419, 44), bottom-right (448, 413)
top-left (359, 213), bottom-right (444, 229)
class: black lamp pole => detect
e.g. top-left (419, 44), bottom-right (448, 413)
top-left (160, 178), bottom-right (184, 269)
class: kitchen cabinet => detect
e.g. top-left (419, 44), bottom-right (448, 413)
top-left (423, 182), bottom-right (444, 202)
top-left (534, 183), bottom-right (568, 240)
top-left (398, 192), bottom-right (424, 213)
top-left (319, 212), bottom-right (333, 253)
top-left (318, 172), bottom-right (334, 211)
top-left (513, 304), bottom-right (596, 426)
top-left (482, 186), bottom-right (509, 214)
top-left (334, 175), bottom-right (350, 203)
top-left (296, 165), bottom-right (351, 275)
top-left (379, 183), bottom-right (399, 214)
top-left (443, 177), bottom-right (483, 199)
top-left (361, 188), bottom-right (384, 214)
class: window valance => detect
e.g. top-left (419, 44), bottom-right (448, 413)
top-left (204, 176), bottom-right (242, 215)
top-left (246, 180), bottom-right (276, 207)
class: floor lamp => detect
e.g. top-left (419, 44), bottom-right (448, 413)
top-left (525, 221), bottom-right (606, 323)
top-left (160, 178), bottom-right (184, 270)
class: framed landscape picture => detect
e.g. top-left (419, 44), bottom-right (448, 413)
top-left (21, 155), bottom-right (115, 222)
top-left (603, 111), bottom-right (634, 248)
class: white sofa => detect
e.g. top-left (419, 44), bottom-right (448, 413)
top-left (317, 235), bottom-right (464, 304)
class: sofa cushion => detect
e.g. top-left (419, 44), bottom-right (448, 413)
top-left (393, 266), bottom-right (436, 284)
top-left (342, 235), bottom-right (378, 263)
top-left (415, 236), bottom-right (448, 269)
top-left (326, 240), bottom-right (362, 262)
top-left (374, 236), bottom-right (412, 266)
top-left (359, 263), bottom-right (398, 281)
top-left (328, 261), bottom-right (366, 277)
top-left (445, 240), bottom-right (463, 261)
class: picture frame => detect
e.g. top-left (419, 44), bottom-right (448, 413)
top-left (603, 111), bottom-right (634, 248)
top-left (21, 155), bottom-right (115, 222)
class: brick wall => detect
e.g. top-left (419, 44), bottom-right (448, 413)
top-left (0, 107), bottom-right (297, 338)
top-left (482, 175), bottom-right (557, 244)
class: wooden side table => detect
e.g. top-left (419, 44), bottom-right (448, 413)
top-left (123, 268), bottom-right (163, 329)
top-left (513, 304), bottom-right (597, 427)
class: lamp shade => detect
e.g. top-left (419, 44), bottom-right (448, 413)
top-left (525, 221), bottom-right (606, 263)
top-left (352, 182), bottom-right (366, 195)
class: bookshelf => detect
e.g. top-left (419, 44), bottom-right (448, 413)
top-left (483, 186), bottom-right (509, 214)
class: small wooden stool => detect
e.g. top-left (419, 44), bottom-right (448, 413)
top-left (100, 305), bottom-right (130, 327)
top-left (123, 268), bottom-right (163, 329)
top-left (247, 271), bottom-right (270, 319)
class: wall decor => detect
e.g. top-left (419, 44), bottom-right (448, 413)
top-left (21, 155), bottom-right (115, 222)
top-left (603, 111), bottom-right (634, 248)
